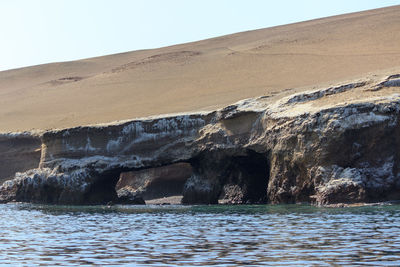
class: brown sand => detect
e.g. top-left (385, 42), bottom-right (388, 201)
top-left (1, 5), bottom-right (400, 132)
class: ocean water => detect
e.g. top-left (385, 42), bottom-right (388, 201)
top-left (1, 203), bottom-right (400, 266)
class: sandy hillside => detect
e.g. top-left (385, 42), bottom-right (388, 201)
top-left (1, 5), bottom-right (400, 132)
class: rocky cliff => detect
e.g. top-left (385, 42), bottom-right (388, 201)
top-left (0, 133), bottom-right (41, 185)
top-left (1, 73), bottom-right (400, 205)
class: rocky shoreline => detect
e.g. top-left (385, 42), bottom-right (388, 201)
top-left (1, 73), bottom-right (400, 206)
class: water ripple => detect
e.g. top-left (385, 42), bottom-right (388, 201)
top-left (0, 204), bottom-right (400, 266)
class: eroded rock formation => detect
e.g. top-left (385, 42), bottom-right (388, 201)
top-left (1, 73), bottom-right (400, 205)
top-left (116, 162), bottom-right (192, 201)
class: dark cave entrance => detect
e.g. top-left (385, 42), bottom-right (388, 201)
top-left (81, 150), bottom-right (269, 205)
top-left (183, 150), bottom-right (270, 204)
top-left (83, 169), bottom-right (123, 204)
top-left (219, 150), bottom-right (270, 204)
top-left (82, 163), bottom-right (193, 205)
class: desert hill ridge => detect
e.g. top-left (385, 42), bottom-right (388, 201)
top-left (1, 5), bottom-right (400, 132)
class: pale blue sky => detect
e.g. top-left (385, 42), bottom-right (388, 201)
top-left (0, 0), bottom-right (398, 71)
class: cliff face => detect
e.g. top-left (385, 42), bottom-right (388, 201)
top-left (1, 74), bottom-right (400, 205)
top-left (0, 133), bottom-right (41, 184)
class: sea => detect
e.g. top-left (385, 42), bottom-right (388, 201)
top-left (1, 203), bottom-right (399, 266)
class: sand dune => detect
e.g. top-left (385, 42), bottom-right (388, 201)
top-left (1, 5), bottom-right (400, 132)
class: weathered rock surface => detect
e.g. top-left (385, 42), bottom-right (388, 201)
top-left (115, 187), bottom-right (146, 205)
top-left (116, 162), bottom-right (192, 200)
top-left (0, 133), bottom-right (41, 184)
top-left (1, 73), bottom-right (400, 205)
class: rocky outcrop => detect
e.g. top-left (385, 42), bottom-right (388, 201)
top-left (1, 73), bottom-right (400, 205)
top-left (115, 188), bottom-right (146, 205)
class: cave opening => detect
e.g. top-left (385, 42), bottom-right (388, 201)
top-left (81, 162), bottom-right (193, 205)
top-left (115, 162), bottom-right (193, 204)
top-left (219, 150), bottom-right (270, 204)
top-left (81, 151), bottom-right (269, 205)
top-left (83, 169), bottom-right (123, 204)
top-left (183, 149), bottom-right (270, 204)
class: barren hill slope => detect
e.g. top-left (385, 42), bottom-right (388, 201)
top-left (1, 5), bottom-right (400, 132)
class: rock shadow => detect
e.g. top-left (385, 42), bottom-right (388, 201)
top-left (182, 150), bottom-right (270, 204)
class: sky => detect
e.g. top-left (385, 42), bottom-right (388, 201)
top-left (0, 0), bottom-right (399, 71)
